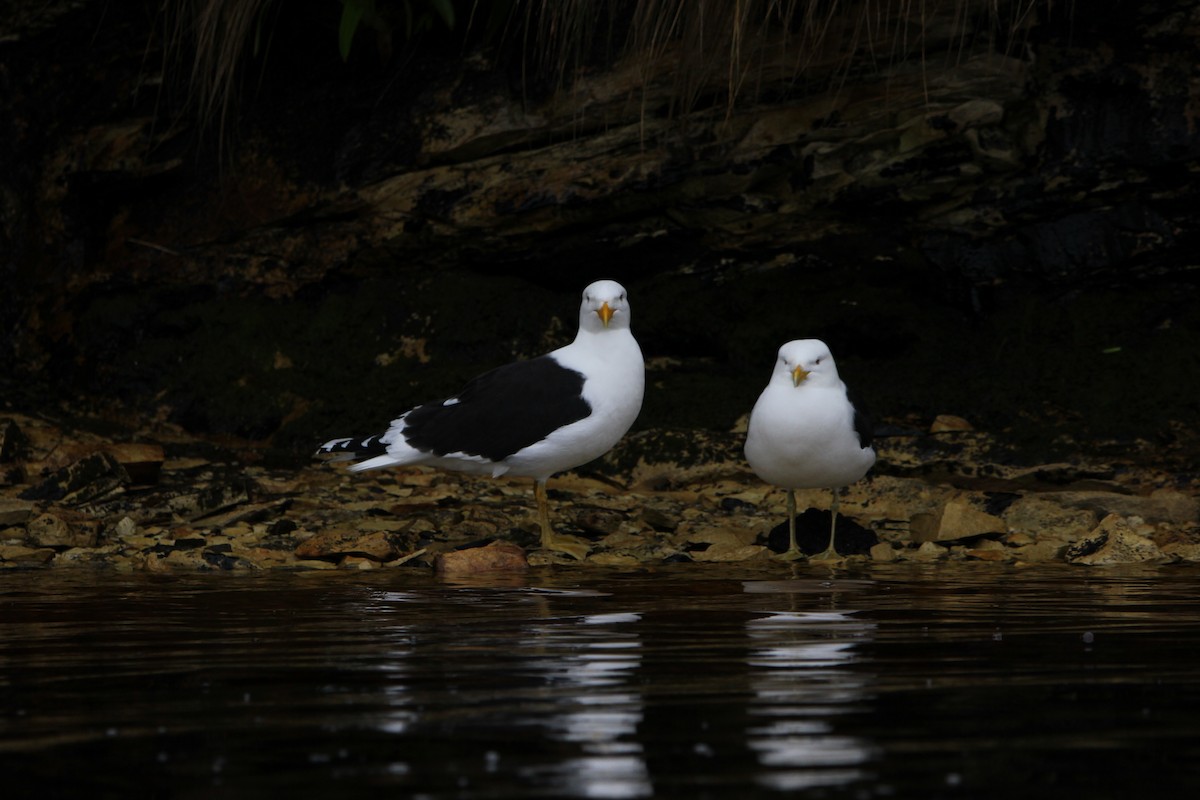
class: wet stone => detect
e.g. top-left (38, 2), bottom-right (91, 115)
top-left (435, 540), bottom-right (528, 575)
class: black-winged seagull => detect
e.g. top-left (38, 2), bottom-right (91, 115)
top-left (316, 280), bottom-right (645, 560)
top-left (744, 339), bottom-right (875, 561)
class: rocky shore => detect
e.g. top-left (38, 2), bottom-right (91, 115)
top-left (2, 410), bottom-right (1196, 573)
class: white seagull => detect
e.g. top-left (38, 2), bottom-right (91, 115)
top-left (316, 280), bottom-right (645, 560)
top-left (744, 339), bottom-right (875, 561)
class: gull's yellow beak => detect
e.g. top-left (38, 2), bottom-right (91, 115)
top-left (791, 365), bottom-right (809, 387)
top-left (597, 301), bottom-right (614, 328)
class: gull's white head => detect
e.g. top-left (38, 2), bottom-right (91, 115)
top-left (578, 280), bottom-right (632, 333)
top-left (772, 339), bottom-right (841, 388)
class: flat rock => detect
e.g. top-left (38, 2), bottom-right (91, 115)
top-left (0, 544), bottom-right (57, 565)
top-left (103, 443), bottom-right (164, 485)
top-left (910, 496), bottom-right (1005, 543)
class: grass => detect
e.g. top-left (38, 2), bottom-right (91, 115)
top-left (161, 0), bottom-right (1060, 158)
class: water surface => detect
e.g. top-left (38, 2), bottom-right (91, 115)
top-left (3, 563), bottom-right (1199, 798)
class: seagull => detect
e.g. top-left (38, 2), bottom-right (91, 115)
top-left (316, 280), bottom-right (645, 560)
top-left (744, 339), bottom-right (875, 561)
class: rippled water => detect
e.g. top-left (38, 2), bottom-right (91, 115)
top-left (3, 563), bottom-right (1200, 798)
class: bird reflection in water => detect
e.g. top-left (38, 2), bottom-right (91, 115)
top-left (745, 606), bottom-right (877, 792)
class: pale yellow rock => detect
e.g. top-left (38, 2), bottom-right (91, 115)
top-left (341, 556), bottom-right (379, 570)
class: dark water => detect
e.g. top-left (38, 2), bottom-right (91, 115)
top-left (3, 564), bottom-right (1200, 798)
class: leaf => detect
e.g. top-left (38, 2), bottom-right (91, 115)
top-left (427, 0), bottom-right (456, 30)
top-left (339, 0), bottom-right (375, 62)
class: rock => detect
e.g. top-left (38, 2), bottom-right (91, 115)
top-left (103, 443), bottom-right (164, 485)
top-left (434, 541), bottom-right (528, 575)
top-left (0, 544), bottom-right (56, 566)
top-left (142, 551), bottom-right (211, 575)
top-left (1003, 497), bottom-right (1097, 544)
top-left (964, 540), bottom-right (1013, 562)
top-left (565, 506), bottom-right (626, 536)
top-left (870, 542), bottom-right (898, 562)
top-left (26, 510), bottom-right (101, 548)
top-left (294, 529), bottom-right (413, 562)
top-left (910, 497), bottom-right (1005, 543)
top-left (1041, 490), bottom-right (1198, 526)
top-left (108, 516), bottom-right (140, 542)
top-left (167, 482), bottom-right (252, 521)
top-left (0, 418), bottom-right (29, 462)
top-left (1011, 540), bottom-right (1066, 563)
top-left (0, 497), bottom-right (35, 527)
top-left (909, 541), bottom-right (948, 561)
top-left (1066, 514), bottom-right (1164, 566)
top-left (930, 414), bottom-right (974, 433)
top-left (588, 552), bottom-right (642, 567)
top-left (1160, 541), bottom-right (1200, 563)
top-left (19, 452), bottom-right (130, 504)
top-left (690, 543), bottom-right (770, 562)
top-left (639, 506), bottom-right (679, 532)
top-left (340, 556), bottom-right (379, 570)
top-left (681, 523), bottom-right (759, 548)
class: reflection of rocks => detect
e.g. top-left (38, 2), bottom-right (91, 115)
top-left (0, 411), bottom-right (1197, 570)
